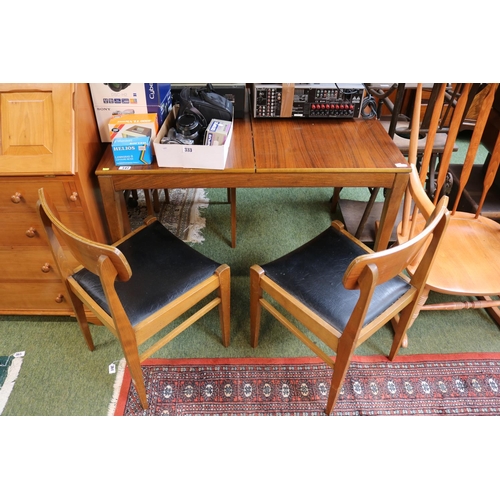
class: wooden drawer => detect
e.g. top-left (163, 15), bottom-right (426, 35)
top-left (0, 84), bottom-right (106, 317)
top-left (0, 212), bottom-right (90, 247)
top-left (0, 247), bottom-right (79, 281)
top-left (0, 282), bottom-right (73, 314)
top-left (0, 178), bottom-right (83, 213)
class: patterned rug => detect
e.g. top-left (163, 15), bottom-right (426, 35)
top-left (127, 188), bottom-right (209, 243)
top-left (0, 353), bottom-right (24, 415)
top-left (110, 353), bottom-right (500, 416)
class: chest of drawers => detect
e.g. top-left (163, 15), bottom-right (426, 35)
top-left (0, 83), bottom-right (107, 316)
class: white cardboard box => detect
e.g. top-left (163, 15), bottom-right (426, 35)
top-left (153, 108), bottom-right (232, 169)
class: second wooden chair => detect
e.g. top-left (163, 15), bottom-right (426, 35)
top-left (250, 195), bottom-right (449, 414)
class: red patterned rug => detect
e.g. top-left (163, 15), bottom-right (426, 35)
top-left (111, 353), bottom-right (500, 416)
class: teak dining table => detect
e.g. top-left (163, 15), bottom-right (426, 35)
top-left (95, 112), bottom-right (410, 251)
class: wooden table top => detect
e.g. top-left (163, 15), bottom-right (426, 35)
top-left (252, 117), bottom-right (407, 172)
top-left (95, 115), bottom-right (408, 176)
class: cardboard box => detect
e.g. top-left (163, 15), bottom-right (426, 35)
top-left (93, 104), bottom-right (168, 142)
top-left (153, 107), bottom-right (232, 169)
top-left (111, 136), bottom-right (153, 166)
top-left (90, 83), bottom-right (171, 107)
top-left (204, 119), bottom-right (232, 145)
top-left (108, 113), bottom-right (159, 141)
top-left (90, 83), bottom-right (172, 142)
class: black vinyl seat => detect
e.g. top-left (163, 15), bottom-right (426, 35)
top-left (261, 226), bottom-right (411, 332)
top-left (73, 221), bottom-right (220, 327)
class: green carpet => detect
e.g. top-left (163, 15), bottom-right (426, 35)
top-left (0, 353), bottom-right (24, 415)
top-left (1, 132), bottom-right (498, 416)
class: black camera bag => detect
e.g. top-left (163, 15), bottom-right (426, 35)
top-left (177, 84), bottom-right (234, 128)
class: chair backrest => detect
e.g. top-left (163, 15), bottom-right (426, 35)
top-left (399, 82), bottom-right (500, 242)
top-left (342, 195), bottom-right (449, 291)
top-left (434, 82), bottom-right (500, 217)
top-left (36, 188), bottom-right (132, 282)
top-left (365, 83), bottom-right (481, 140)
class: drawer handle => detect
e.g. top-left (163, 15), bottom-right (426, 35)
top-left (26, 227), bottom-right (36, 238)
top-left (11, 192), bottom-right (22, 203)
top-left (55, 294), bottom-right (64, 303)
top-left (41, 263), bottom-right (51, 273)
top-left (69, 192), bottom-right (78, 202)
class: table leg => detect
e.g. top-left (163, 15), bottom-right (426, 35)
top-left (230, 188), bottom-right (236, 248)
top-left (374, 172), bottom-right (408, 251)
top-left (98, 175), bottom-right (130, 243)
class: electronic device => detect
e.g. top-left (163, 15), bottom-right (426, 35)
top-left (252, 83), bottom-right (364, 118)
top-left (121, 125), bottom-right (152, 138)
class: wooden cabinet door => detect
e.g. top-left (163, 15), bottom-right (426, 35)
top-left (0, 84), bottom-right (74, 175)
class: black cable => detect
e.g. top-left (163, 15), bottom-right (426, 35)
top-left (361, 94), bottom-right (377, 119)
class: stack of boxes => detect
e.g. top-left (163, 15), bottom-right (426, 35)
top-left (90, 83), bottom-right (235, 169)
top-left (90, 83), bottom-right (172, 165)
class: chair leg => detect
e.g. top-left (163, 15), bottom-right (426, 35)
top-left (144, 189), bottom-right (154, 216)
top-left (118, 328), bottom-right (149, 410)
top-left (388, 291), bottom-right (428, 360)
top-left (477, 298), bottom-right (500, 327)
top-left (354, 187), bottom-right (380, 239)
top-left (331, 187), bottom-right (342, 213)
top-left (68, 288), bottom-right (95, 351)
top-left (250, 265), bottom-right (265, 348)
top-left (325, 338), bottom-right (357, 415)
top-left (216, 264), bottom-right (231, 347)
top-left (389, 286), bottom-right (430, 351)
top-left (152, 189), bottom-right (161, 213)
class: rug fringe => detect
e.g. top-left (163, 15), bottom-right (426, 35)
top-left (185, 188), bottom-right (209, 244)
top-left (0, 357), bottom-right (24, 415)
top-left (107, 358), bottom-right (126, 416)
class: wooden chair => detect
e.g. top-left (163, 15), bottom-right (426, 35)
top-left (250, 196), bottom-right (449, 415)
top-left (396, 82), bottom-right (500, 341)
top-left (37, 187), bottom-right (230, 409)
top-left (334, 83), bottom-right (481, 244)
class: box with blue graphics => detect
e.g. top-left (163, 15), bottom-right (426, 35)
top-left (111, 136), bottom-right (153, 166)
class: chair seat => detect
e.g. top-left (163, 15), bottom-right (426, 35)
top-left (73, 221), bottom-right (220, 326)
top-left (406, 212), bottom-right (500, 295)
top-left (261, 226), bottom-right (411, 332)
top-left (381, 120), bottom-right (449, 153)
